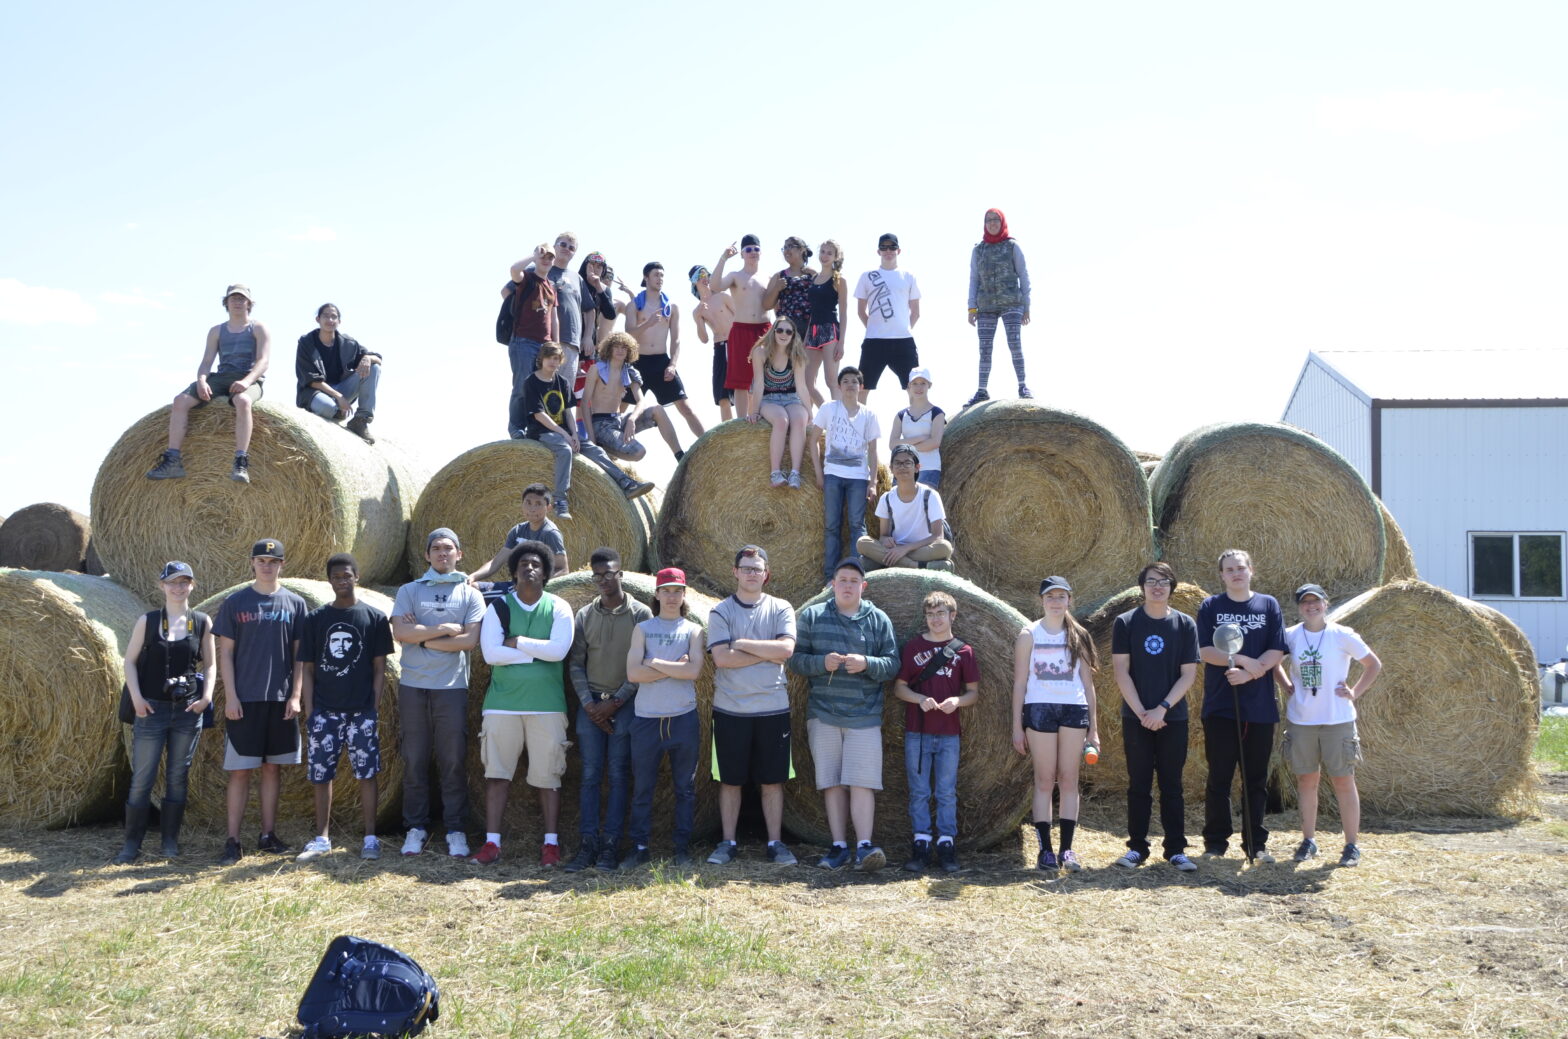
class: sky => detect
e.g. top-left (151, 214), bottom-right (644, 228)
top-left (2, 1), bottom-right (1564, 518)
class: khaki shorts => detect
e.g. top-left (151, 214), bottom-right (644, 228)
top-left (807, 717), bottom-right (883, 790)
top-left (183, 371), bottom-right (263, 408)
top-left (1282, 720), bottom-right (1362, 778)
top-left (480, 712), bottom-right (569, 788)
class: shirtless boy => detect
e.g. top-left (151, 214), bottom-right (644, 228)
top-left (627, 262), bottom-right (704, 452)
top-left (690, 265), bottom-right (737, 422)
top-left (585, 331), bottom-right (682, 461)
top-left (711, 235), bottom-right (772, 417)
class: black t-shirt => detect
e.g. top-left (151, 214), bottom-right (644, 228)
top-left (303, 601), bottom-right (394, 713)
top-left (523, 371), bottom-right (573, 440)
top-left (1110, 607), bottom-right (1199, 721)
top-left (1197, 592), bottom-right (1286, 723)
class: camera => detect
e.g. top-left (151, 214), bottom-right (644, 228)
top-left (165, 673), bottom-right (206, 709)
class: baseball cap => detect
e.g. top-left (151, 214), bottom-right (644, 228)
top-left (1294, 583), bottom-right (1329, 603)
top-left (224, 283), bottom-right (254, 302)
top-left (908, 366), bottom-right (933, 384)
top-left (426, 527), bottom-right (462, 552)
top-left (251, 538), bottom-right (285, 560)
top-left (740, 233), bottom-right (760, 248)
top-left (890, 444), bottom-right (920, 464)
top-left (878, 233), bottom-right (899, 250)
top-left (735, 544), bottom-right (769, 567)
top-left (159, 561), bottom-right (194, 581)
top-left (1039, 575), bottom-right (1072, 595)
top-left (655, 567), bottom-right (688, 589)
top-left (833, 557), bottom-right (867, 576)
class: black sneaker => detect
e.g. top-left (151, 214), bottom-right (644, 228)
top-left (1018, 385), bottom-right (1034, 399)
top-left (935, 841), bottom-right (961, 874)
top-left (595, 843), bottom-right (619, 871)
top-left (145, 451), bottom-right (186, 480)
top-left (230, 455), bottom-right (251, 484)
top-left (563, 844), bottom-right (596, 873)
top-left (901, 839), bottom-right (931, 873)
top-left (1293, 838), bottom-right (1319, 862)
top-left (624, 480), bottom-right (655, 500)
top-left (1339, 843), bottom-right (1362, 867)
top-left (345, 413), bottom-right (375, 444)
top-left (619, 846), bottom-right (652, 870)
top-left (962, 390), bottom-right (991, 409)
top-left (257, 831), bottom-right (290, 854)
top-left (673, 846), bottom-right (694, 868)
top-left (219, 837), bottom-right (243, 865)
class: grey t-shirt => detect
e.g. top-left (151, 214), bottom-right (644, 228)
top-left (635, 616), bottom-right (701, 718)
top-left (503, 518), bottom-right (567, 559)
top-left (213, 584), bottom-right (307, 703)
top-left (707, 593), bottom-right (795, 715)
top-left (392, 578), bottom-right (486, 690)
top-left (547, 266), bottom-right (585, 349)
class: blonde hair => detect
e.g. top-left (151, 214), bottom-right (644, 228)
top-left (599, 331), bottom-right (640, 365)
top-left (753, 317), bottom-right (808, 371)
top-left (923, 590), bottom-right (958, 616)
top-left (819, 239), bottom-right (845, 288)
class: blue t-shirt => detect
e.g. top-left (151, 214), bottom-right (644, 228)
top-left (1196, 592), bottom-right (1286, 723)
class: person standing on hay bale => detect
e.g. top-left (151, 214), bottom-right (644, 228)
top-left (467, 483), bottom-right (570, 586)
top-left (812, 367), bottom-right (880, 586)
top-left (1276, 583), bottom-right (1382, 868)
top-left (964, 208), bottom-right (1032, 408)
top-left (295, 554), bottom-right (394, 864)
top-left (541, 232), bottom-right (615, 384)
top-left (214, 538), bottom-right (308, 865)
top-left (473, 540), bottom-right (574, 867)
top-left (746, 316), bottom-right (812, 489)
top-left (577, 250), bottom-right (622, 367)
top-left (1110, 562), bottom-right (1199, 872)
top-left (518, 342), bottom-right (655, 520)
top-left (294, 303), bottom-right (383, 443)
top-left (711, 234), bottom-right (773, 418)
top-left (1196, 549), bottom-right (1286, 864)
top-left (502, 243), bottom-right (560, 438)
top-left (690, 264), bottom-right (737, 422)
top-left (706, 545), bottom-right (799, 867)
top-left (888, 366), bottom-right (945, 489)
top-left (623, 567), bottom-right (706, 869)
top-left (563, 547), bottom-right (651, 873)
top-left (858, 445), bottom-right (954, 572)
top-left (892, 589), bottom-right (978, 874)
top-left (393, 528), bottom-right (485, 859)
top-left (627, 262), bottom-right (705, 454)
top-left (1011, 576), bottom-right (1099, 872)
top-left (802, 239), bottom-right (850, 410)
top-left (585, 332), bottom-right (682, 463)
top-left (145, 283), bottom-right (270, 485)
top-left (115, 561), bottom-right (215, 864)
top-left (790, 558), bottom-right (900, 872)
top-left (852, 232), bottom-right (920, 407)
top-left (762, 236), bottom-right (816, 358)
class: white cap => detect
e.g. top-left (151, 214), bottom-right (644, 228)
top-left (908, 366), bottom-right (934, 384)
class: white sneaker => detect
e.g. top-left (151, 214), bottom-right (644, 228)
top-left (296, 835), bottom-right (332, 862)
top-left (1252, 849), bottom-right (1276, 864)
top-left (446, 831), bottom-right (470, 858)
top-left (401, 828), bottom-right (428, 856)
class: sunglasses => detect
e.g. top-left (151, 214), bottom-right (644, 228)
top-left (742, 246), bottom-right (761, 254)
top-left (556, 241), bottom-right (576, 250)
top-left (776, 327), bottom-right (795, 336)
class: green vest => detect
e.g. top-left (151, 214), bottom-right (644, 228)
top-left (974, 240), bottom-right (1024, 312)
top-left (483, 592), bottom-right (567, 713)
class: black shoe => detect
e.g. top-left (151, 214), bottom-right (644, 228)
top-left (673, 846), bottom-right (694, 867)
top-left (145, 451), bottom-right (186, 480)
top-left (159, 799), bottom-right (185, 858)
top-left (219, 837), bottom-right (243, 866)
top-left (936, 841), bottom-right (960, 874)
top-left (257, 831), bottom-right (290, 854)
top-left (564, 843), bottom-right (597, 874)
top-left (230, 454), bottom-right (251, 484)
top-left (595, 843), bottom-right (620, 871)
top-left (345, 412), bottom-right (375, 443)
top-left (962, 390), bottom-right (991, 409)
top-left (113, 801), bottom-right (150, 864)
top-left (619, 846), bottom-right (652, 869)
top-left (901, 839), bottom-right (931, 873)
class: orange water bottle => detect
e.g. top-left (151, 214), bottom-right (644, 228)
top-left (1084, 741), bottom-right (1099, 765)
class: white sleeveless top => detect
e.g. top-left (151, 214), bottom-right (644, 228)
top-left (1024, 621), bottom-right (1087, 705)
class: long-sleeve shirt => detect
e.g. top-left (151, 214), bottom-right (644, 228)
top-left (480, 595), bottom-right (573, 666)
top-left (567, 597), bottom-right (651, 707)
top-left (788, 599), bottom-right (899, 728)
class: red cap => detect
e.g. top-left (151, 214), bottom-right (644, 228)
top-left (655, 567), bottom-right (687, 589)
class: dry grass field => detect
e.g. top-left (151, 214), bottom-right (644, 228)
top-left (1, 748), bottom-right (1565, 1038)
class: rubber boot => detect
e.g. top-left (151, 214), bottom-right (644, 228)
top-left (114, 801), bottom-right (150, 864)
top-left (160, 799), bottom-right (186, 858)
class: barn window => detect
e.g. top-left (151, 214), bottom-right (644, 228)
top-left (1470, 532), bottom-right (1565, 599)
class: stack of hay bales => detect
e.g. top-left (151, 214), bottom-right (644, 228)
top-left (939, 401), bottom-right (1155, 618)
top-left (409, 440), bottom-right (648, 577)
top-left (91, 402), bottom-right (426, 592)
top-left (1150, 422), bottom-right (1386, 621)
top-left (654, 422), bottom-right (890, 607)
top-left (783, 569), bottom-right (1032, 850)
top-left (184, 580), bottom-right (405, 832)
top-left (1377, 499), bottom-right (1419, 581)
top-left (0, 570), bottom-right (148, 828)
top-left (0, 503), bottom-right (94, 573)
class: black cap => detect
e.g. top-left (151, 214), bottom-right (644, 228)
top-left (159, 561), bottom-right (194, 581)
top-left (641, 260), bottom-right (663, 287)
top-left (1038, 575), bottom-right (1071, 595)
top-left (833, 557), bottom-right (867, 576)
top-left (878, 232), bottom-right (899, 250)
top-left (251, 538), bottom-right (285, 560)
top-left (1294, 583), bottom-right (1329, 603)
top-left (735, 544), bottom-right (769, 567)
top-left (740, 233), bottom-right (760, 248)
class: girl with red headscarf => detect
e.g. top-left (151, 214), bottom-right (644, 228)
top-left (965, 208), bottom-right (1032, 407)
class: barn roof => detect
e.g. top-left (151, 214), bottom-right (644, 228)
top-left (1307, 349), bottom-right (1568, 403)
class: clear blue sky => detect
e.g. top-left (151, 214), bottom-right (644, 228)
top-left (2, 1), bottom-right (1563, 516)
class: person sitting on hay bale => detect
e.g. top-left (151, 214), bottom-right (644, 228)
top-left (1196, 549), bottom-right (1286, 864)
top-left (812, 367), bottom-right (880, 586)
top-left (790, 557), bottom-right (900, 872)
top-left (627, 262), bottom-right (705, 456)
top-left (745, 315), bottom-right (812, 489)
top-left (888, 366), bottom-right (945, 489)
top-left (858, 445), bottom-right (954, 572)
top-left (1110, 561), bottom-right (1199, 872)
top-left (145, 283), bottom-right (269, 485)
top-left (214, 538), bottom-right (307, 865)
top-left (467, 483), bottom-right (570, 590)
top-left (295, 554), bottom-right (393, 864)
top-left (892, 589), bottom-right (978, 874)
top-left (1276, 583), bottom-right (1382, 868)
top-left (583, 332), bottom-right (681, 464)
top-left (706, 545), bottom-right (799, 867)
top-left (294, 303), bottom-right (383, 443)
top-left (1011, 576), bottom-right (1100, 872)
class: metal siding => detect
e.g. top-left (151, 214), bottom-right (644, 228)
top-left (1282, 361), bottom-right (1372, 478)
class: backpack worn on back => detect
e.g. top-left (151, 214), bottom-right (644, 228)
top-left (298, 935), bottom-right (440, 1038)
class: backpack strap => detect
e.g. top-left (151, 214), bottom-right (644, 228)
top-left (911, 637), bottom-right (968, 689)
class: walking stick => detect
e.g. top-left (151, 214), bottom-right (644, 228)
top-left (1213, 623), bottom-right (1254, 864)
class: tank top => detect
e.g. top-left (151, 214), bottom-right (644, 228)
top-left (216, 323), bottom-right (258, 373)
top-left (763, 357), bottom-right (795, 395)
top-left (808, 275), bottom-right (840, 325)
top-left (896, 405), bottom-right (944, 471)
top-left (134, 610), bottom-right (209, 700)
top-left (1024, 621), bottom-right (1086, 705)
top-left (634, 616), bottom-right (700, 718)
top-left (776, 269), bottom-right (813, 329)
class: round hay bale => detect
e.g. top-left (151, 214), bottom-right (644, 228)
top-left (0, 503), bottom-right (92, 572)
top-left (184, 580), bottom-right (404, 833)
top-left (782, 569), bottom-right (1032, 851)
top-left (653, 421), bottom-right (891, 607)
top-left (1463, 600), bottom-right (1541, 701)
top-left (464, 571), bottom-right (721, 849)
top-left (1082, 582), bottom-right (1213, 801)
top-left (90, 401), bottom-right (428, 592)
top-left (408, 440), bottom-right (645, 580)
top-left (0, 570), bottom-right (149, 827)
top-left (1150, 422), bottom-right (1385, 622)
top-left (1378, 498), bottom-right (1418, 581)
top-left (83, 538), bottom-right (106, 576)
top-left (939, 400), bottom-right (1155, 618)
top-left (1328, 581), bottom-right (1537, 816)
top-left (1141, 460), bottom-right (1160, 480)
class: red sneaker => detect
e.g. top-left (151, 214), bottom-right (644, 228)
top-left (470, 841), bottom-right (501, 865)
top-left (540, 842), bottom-right (561, 868)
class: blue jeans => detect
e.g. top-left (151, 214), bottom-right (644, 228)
top-left (128, 700), bottom-right (203, 809)
top-left (507, 336), bottom-right (545, 437)
top-left (307, 363), bottom-right (381, 418)
top-left (533, 431), bottom-right (634, 503)
top-left (822, 474), bottom-right (868, 582)
top-left (904, 731), bottom-right (959, 839)
top-left (916, 470), bottom-right (941, 490)
top-left (628, 710), bottom-right (700, 848)
top-left (576, 702), bottom-right (633, 846)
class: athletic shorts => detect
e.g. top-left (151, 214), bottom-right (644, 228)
top-left (480, 712), bottom-right (570, 787)
top-left (306, 709), bottom-right (380, 782)
top-left (1282, 720), bottom-right (1362, 778)
top-left (711, 341), bottom-right (733, 405)
top-left (711, 710), bottom-right (792, 786)
top-left (806, 322), bottom-right (840, 350)
top-left (633, 354), bottom-right (687, 406)
top-left (1021, 702), bottom-right (1090, 733)
top-left (727, 322), bottom-right (769, 390)
top-left (183, 371), bottom-right (262, 408)
top-left (224, 700), bottom-right (300, 769)
top-left (857, 337), bottom-right (919, 390)
top-left (806, 717), bottom-right (883, 790)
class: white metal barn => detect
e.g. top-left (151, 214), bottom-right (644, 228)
top-left (1282, 349), bottom-right (1568, 665)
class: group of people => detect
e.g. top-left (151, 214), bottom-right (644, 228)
top-left (118, 525), bottom-right (1381, 875)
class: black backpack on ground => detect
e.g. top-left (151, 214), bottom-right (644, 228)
top-left (298, 935), bottom-right (440, 1038)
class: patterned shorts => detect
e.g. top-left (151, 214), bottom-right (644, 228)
top-left (806, 322), bottom-right (840, 350)
top-left (306, 709), bottom-right (381, 782)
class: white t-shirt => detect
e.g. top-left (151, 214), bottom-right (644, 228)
top-left (875, 486), bottom-right (946, 546)
top-left (854, 267), bottom-right (921, 338)
top-left (813, 400), bottom-right (881, 480)
top-left (1024, 622), bottom-right (1087, 705)
top-left (896, 405), bottom-right (943, 472)
top-left (1283, 622), bottom-right (1372, 726)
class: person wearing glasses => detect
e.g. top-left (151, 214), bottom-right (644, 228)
top-left (964, 207), bottom-right (1032, 407)
top-left (538, 232), bottom-right (615, 381)
top-left (580, 252), bottom-right (628, 365)
top-left (1110, 562), bottom-right (1200, 872)
top-left (852, 232), bottom-right (921, 406)
top-left (746, 316), bottom-right (812, 488)
top-left (711, 234), bottom-right (773, 418)
top-left (857, 444), bottom-right (953, 571)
